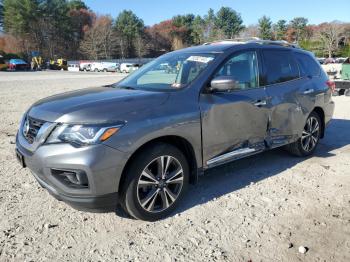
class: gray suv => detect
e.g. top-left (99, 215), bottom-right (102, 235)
top-left (16, 40), bottom-right (335, 221)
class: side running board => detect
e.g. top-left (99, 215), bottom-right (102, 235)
top-left (206, 147), bottom-right (258, 167)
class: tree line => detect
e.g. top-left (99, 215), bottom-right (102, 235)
top-left (0, 0), bottom-right (349, 60)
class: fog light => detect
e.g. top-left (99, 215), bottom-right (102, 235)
top-left (51, 169), bottom-right (89, 188)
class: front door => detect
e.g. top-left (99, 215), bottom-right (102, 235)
top-left (200, 50), bottom-right (269, 167)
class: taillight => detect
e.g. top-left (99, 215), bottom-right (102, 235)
top-left (326, 80), bottom-right (336, 93)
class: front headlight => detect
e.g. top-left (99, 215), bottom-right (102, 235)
top-left (46, 124), bottom-right (122, 146)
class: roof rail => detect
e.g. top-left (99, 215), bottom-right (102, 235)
top-left (203, 38), bottom-right (300, 49)
top-left (248, 39), bottom-right (300, 48)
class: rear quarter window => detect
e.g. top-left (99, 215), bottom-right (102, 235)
top-left (262, 50), bottom-right (300, 85)
top-left (294, 52), bottom-right (321, 77)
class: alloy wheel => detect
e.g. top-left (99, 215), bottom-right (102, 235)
top-left (136, 155), bottom-right (184, 213)
top-left (301, 116), bottom-right (320, 152)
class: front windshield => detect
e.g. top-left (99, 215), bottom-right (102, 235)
top-left (115, 52), bottom-right (216, 91)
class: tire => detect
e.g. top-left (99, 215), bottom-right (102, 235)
top-left (286, 111), bottom-right (322, 157)
top-left (120, 143), bottom-right (189, 221)
top-left (94, 68), bottom-right (99, 72)
top-left (103, 69), bottom-right (108, 72)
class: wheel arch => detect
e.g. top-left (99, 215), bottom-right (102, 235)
top-left (118, 135), bottom-right (199, 193)
top-left (313, 107), bottom-right (325, 138)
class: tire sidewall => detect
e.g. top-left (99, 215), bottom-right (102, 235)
top-left (298, 112), bottom-right (321, 156)
top-left (123, 144), bottom-right (189, 221)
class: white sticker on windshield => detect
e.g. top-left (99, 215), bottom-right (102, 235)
top-left (186, 56), bottom-right (214, 64)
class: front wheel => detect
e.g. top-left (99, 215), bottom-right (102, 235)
top-left (286, 111), bottom-right (321, 157)
top-left (120, 143), bottom-right (189, 221)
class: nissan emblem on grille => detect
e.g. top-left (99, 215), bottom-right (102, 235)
top-left (22, 117), bottom-right (45, 144)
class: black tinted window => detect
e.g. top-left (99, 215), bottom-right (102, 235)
top-left (263, 50), bottom-right (299, 85)
top-left (294, 52), bottom-right (321, 77)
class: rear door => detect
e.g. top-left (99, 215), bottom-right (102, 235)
top-left (200, 50), bottom-right (270, 167)
top-left (261, 49), bottom-right (305, 146)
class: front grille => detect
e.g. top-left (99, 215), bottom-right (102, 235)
top-left (23, 116), bottom-right (45, 144)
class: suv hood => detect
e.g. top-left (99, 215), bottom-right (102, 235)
top-left (28, 86), bottom-right (169, 124)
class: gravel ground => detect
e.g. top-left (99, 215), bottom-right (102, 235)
top-left (0, 71), bottom-right (349, 262)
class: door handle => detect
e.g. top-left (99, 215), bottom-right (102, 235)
top-left (253, 100), bottom-right (267, 107)
top-left (303, 89), bottom-right (314, 94)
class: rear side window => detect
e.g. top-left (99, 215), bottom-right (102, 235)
top-left (262, 50), bottom-right (300, 85)
top-left (294, 52), bottom-right (321, 77)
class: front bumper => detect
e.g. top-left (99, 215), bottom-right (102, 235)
top-left (32, 171), bottom-right (118, 212)
top-left (16, 135), bottom-right (129, 212)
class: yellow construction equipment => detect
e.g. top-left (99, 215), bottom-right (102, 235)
top-left (49, 58), bottom-right (68, 70)
top-left (30, 51), bottom-right (43, 70)
top-left (31, 56), bottom-right (43, 70)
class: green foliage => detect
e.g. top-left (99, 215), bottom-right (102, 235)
top-left (274, 20), bottom-right (287, 40)
top-left (258, 16), bottom-right (273, 40)
top-left (171, 14), bottom-right (206, 45)
top-left (3, 52), bottom-right (22, 59)
top-left (172, 14), bottom-right (194, 28)
top-left (2, 0), bottom-right (92, 58)
top-left (191, 15), bottom-right (205, 45)
top-left (338, 43), bottom-right (350, 57)
top-left (115, 10), bottom-right (144, 57)
top-left (214, 7), bottom-right (244, 39)
top-left (67, 0), bottom-right (87, 10)
top-left (299, 39), bottom-right (324, 57)
top-left (203, 8), bottom-right (216, 41)
top-left (3, 0), bottom-right (39, 35)
top-left (1, 2), bottom-right (349, 60)
top-left (290, 17), bottom-right (309, 42)
top-left (115, 10), bottom-right (144, 39)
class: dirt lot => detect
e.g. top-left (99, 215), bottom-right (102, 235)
top-left (0, 71), bottom-right (349, 262)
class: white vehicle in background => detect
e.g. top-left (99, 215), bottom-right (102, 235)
top-left (79, 61), bottom-right (92, 71)
top-left (90, 62), bottom-right (104, 72)
top-left (90, 62), bottom-right (120, 72)
top-left (67, 64), bottom-right (80, 72)
top-left (120, 63), bottom-right (140, 73)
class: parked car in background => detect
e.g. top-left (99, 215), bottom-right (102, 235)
top-left (322, 57), bottom-right (350, 96)
top-left (90, 62), bottom-right (104, 72)
top-left (324, 57), bottom-right (336, 64)
top-left (8, 59), bottom-right (30, 71)
top-left (79, 61), bottom-right (92, 71)
top-left (68, 63), bottom-right (80, 72)
top-left (120, 63), bottom-right (139, 73)
top-left (105, 63), bottom-right (120, 72)
top-left (15, 39), bottom-right (334, 221)
top-left (90, 62), bottom-right (120, 72)
top-left (317, 57), bottom-right (326, 64)
top-left (335, 57), bottom-right (347, 64)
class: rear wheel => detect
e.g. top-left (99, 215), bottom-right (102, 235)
top-left (286, 111), bottom-right (321, 157)
top-left (120, 143), bottom-right (189, 221)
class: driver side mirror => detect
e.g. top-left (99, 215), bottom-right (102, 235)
top-left (209, 76), bottom-right (239, 92)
